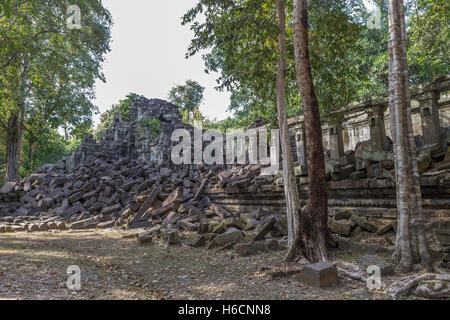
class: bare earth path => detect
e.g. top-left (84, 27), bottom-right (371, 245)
top-left (0, 229), bottom-right (393, 300)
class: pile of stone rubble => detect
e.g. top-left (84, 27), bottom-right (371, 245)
top-left (0, 150), bottom-right (291, 256)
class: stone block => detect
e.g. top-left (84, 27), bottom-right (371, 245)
top-left (234, 241), bottom-right (268, 257)
top-left (357, 254), bottom-right (394, 276)
top-left (0, 182), bottom-right (16, 194)
top-left (334, 211), bottom-right (351, 221)
top-left (253, 217), bottom-right (276, 241)
top-left (209, 227), bottom-right (244, 248)
top-left (351, 216), bottom-right (379, 233)
top-left (100, 204), bottom-right (122, 216)
top-left (329, 220), bottom-right (352, 237)
top-left (299, 262), bottom-right (338, 288)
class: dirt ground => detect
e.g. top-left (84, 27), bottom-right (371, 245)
top-left (0, 228), bottom-right (439, 300)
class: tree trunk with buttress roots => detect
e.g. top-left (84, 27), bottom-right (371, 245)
top-left (387, 0), bottom-right (431, 273)
top-left (285, 0), bottom-right (334, 263)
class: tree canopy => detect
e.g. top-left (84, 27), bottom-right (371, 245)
top-left (168, 80), bottom-right (205, 113)
top-left (0, 0), bottom-right (112, 182)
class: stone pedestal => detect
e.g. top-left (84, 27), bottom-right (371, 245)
top-left (418, 91), bottom-right (441, 147)
top-left (299, 261), bottom-right (338, 288)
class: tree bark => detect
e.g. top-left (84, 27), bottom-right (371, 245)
top-left (286, 0), bottom-right (329, 262)
top-left (387, 0), bottom-right (431, 272)
top-left (6, 109), bottom-right (23, 182)
top-left (275, 0), bottom-right (300, 247)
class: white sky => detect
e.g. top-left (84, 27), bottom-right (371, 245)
top-left (92, 0), bottom-right (231, 126)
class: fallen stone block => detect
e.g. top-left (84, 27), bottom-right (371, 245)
top-left (0, 182), bottom-right (16, 194)
top-left (334, 211), bottom-right (351, 221)
top-left (100, 204), bottom-right (122, 216)
top-left (209, 227), bottom-right (244, 249)
top-left (209, 203), bottom-right (229, 219)
top-left (253, 217), bottom-right (276, 241)
top-left (375, 221), bottom-right (395, 236)
top-left (351, 216), bottom-right (379, 233)
top-left (299, 261), bottom-right (338, 288)
top-left (128, 186), bottom-right (159, 227)
top-left (27, 224), bottom-right (38, 232)
top-left (329, 220), bottom-right (352, 237)
top-left (47, 222), bottom-right (57, 230)
top-left (178, 220), bottom-right (199, 232)
top-left (56, 221), bottom-right (66, 230)
top-left (357, 254), bottom-right (395, 276)
top-left (137, 233), bottom-right (153, 245)
top-left (234, 241), bottom-right (268, 257)
top-left (38, 223), bottom-right (49, 231)
top-left (166, 229), bottom-right (181, 246)
top-left (12, 225), bottom-right (25, 232)
top-left (162, 187), bottom-right (182, 207)
top-left (193, 179), bottom-right (208, 202)
top-left (97, 221), bottom-right (115, 229)
top-left (69, 217), bottom-right (100, 230)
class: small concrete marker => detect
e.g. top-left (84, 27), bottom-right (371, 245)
top-left (299, 261), bottom-right (338, 288)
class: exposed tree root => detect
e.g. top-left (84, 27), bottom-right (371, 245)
top-left (387, 273), bottom-right (450, 299)
top-left (335, 261), bottom-right (368, 282)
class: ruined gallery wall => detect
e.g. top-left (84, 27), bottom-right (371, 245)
top-left (324, 91), bottom-right (450, 153)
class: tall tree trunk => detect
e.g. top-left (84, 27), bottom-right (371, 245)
top-left (285, 0), bottom-right (329, 262)
top-left (275, 0), bottom-right (300, 247)
top-left (6, 109), bottom-right (23, 182)
top-left (388, 0), bottom-right (431, 272)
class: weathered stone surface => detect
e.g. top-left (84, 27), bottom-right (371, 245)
top-left (12, 225), bottom-right (25, 232)
top-left (209, 227), bottom-right (244, 248)
top-left (193, 179), bottom-right (208, 202)
top-left (69, 217), bottom-right (100, 230)
top-left (68, 192), bottom-right (83, 204)
top-left (329, 220), bottom-right (352, 237)
top-left (334, 211), bottom-right (351, 221)
top-left (97, 221), bottom-right (115, 229)
top-left (137, 233), bottom-right (153, 245)
top-left (299, 262), bottom-right (338, 288)
top-left (129, 186), bottom-right (159, 228)
top-left (253, 217), bottom-right (276, 241)
top-left (166, 229), bottom-right (181, 246)
top-left (38, 223), bottom-right (49, 231)
top-left (0, 182), bottom-right (16, 194)
top-left (47, 222), bottom-right (57, 230)
top-left (375, 221), bottom-right (395, 236)
top-left (56, 222), bottom-right (66, 230)
top-left (101, 204), bottom-right (122, 216)
top-left (27, 224), bottom-right (38, 232)
top-left (351, 216), bottom-right (379, 233)
top-left (209, 203), bottom-right (229, 219)
top-left (357, 254), bottom-right (394, 276)
top-left (234, 241), bottom-right (268, 257)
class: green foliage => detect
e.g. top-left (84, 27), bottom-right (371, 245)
top-left (182, 0), bottom-right (367, 127)
top-left (408, 0), bottom-right (450, 83)
top-left (21, 128), bottom-right (69, 177)
top-left (137, 117), bottom-right (161, 140)
top-left (0, 0), bottom-right (13, 18)
top-left (168, 80), bottom-right (205, 113)
top-left (183, 0), bottom-right (449, 128)
top-left (95, 93), bottom-right (140, 140)
top-left (0, 0), bottom-right (112, 180)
